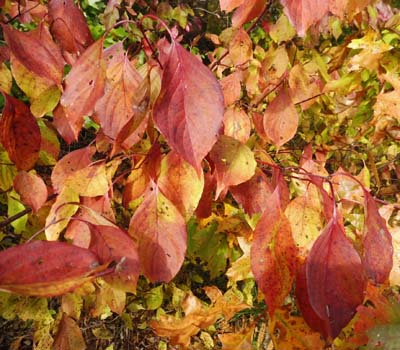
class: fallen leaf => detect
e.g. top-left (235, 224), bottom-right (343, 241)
top-left (53, 313), bottom-right (86, 350)
top-left (218, 325), bottom-right (254, 350)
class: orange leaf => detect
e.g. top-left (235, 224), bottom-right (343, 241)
top-left (51, 147), bottom-right (95, 193)
top-left (218, 326), bottom-right (254, 350)
top-left (209, 135), bottom-right (256, 199)
top-left (158, 151), bottom-right (204, 219)
top-left (228, 28), bottom-right (253, 66)
top-left (306, 215), bottom-right (366, 339)
top-left (0, 92), bottom-right (41, 170)
top-left (223, 106), bottom-right (251, 144)
top-left (153, 38), bottom-right (224, 173)
top-left (263, 86), bottom-right (299, 148)
top-left (231, 0), bottom-right (266, 27)
top-left (2, 23), bottom-right (64, 86)
top-left (251, 189), bottom-right (298, 317)
top-left (13, 171), bottom-right (48, 213)
top-left (60, 39), bottom-right (106, 141)
top-left (129, 184), bottom-right (187, 282)
top-left (0, 241), bottom-right (104, 297)
top-left (53, 313), bottom-right (86, 350)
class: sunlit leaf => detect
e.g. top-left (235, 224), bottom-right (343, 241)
top-left (153, 38), bottom-right (224, 173)
top-left (158, 151), bottom-right (204, 219)
top-left (129, 184), bottom-right (187, 282)
top-left (0, 241), bottom-right (104, 297)
top-left (251, 189), bottom-right (298, 317)
top-left (53, 313), bottom-right (86, 350)
top-left (306, 215), bottom-right (366, 339)
top-left (209, 135), bottom-right (257, 199)
top-left (60, 38), bottom-right (106, 141)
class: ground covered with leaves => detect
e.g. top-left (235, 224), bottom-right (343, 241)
top-left (1, 0), bottom-right (400, 349)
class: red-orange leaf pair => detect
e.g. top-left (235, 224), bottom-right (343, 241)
top-left (251, 188), bottom-right (298, 317)
top-left (304, 215), bottom-right (366, 339)
top-left (153, 38), bottom-right (224, 173)
top-left (0, 241), bottom-right (105, 297)
top-left (0, 92), bottom-right (41, 170)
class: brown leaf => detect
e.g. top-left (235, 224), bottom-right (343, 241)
top-left (129, 184), bottom-right (187, 282)
top-left (251, 189), bottom-right (298, 317)
top-left (306, 215), bottom-right (366, 339)
top-left (49, 0), bottom-right (93, 57)
top-left (60, 39), bottom-right (106, 141)
top-left (0, 92), bottom-right (41, 170)
top-left (209, 135), bottom-right (257, 199)
top-left (153, 39), bottom-right (224, 173)
top-left (53, 313), bottom-right (86, 350)
top-left (89, 225), bottom-right (140, 293)
top-left (0, 241), bottom-right (104, 297)
top-left (218, 326), bottom-right (254, 350)
top-left (2, 23), bottom-right (64, 86)
top-left (363, 190), bottom-right (393, 284)
top-left (263, 86), bottom-right (299, 148)
top-left (13, 171), bottom-right (48, 213)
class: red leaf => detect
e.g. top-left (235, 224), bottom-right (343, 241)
top-left (48, 0), bottom-right (93, 57)
top-left (263, 86), bottom-right (299, 148)
top-left (363, 190), bottom-right (393, 284)
top-left (13, 171), bottom-right (48, 212)
top-left (295, 260), bottom-right (329, 337)
top-left (231, 0), bottom-right (266, 27)
top-left (0, 241), bottom-right (104, 297)
top-left (129, 184), bottom-right (187, 282)
top-left (53, 104), bottom-right (78, 144)
top-left (250, 189), bottom-right (298, 317)
top-left (0, 92), bottom-right (41, 170)
top-left (306, 216), bottom-right (366, 339)
top-left (280, 0), bottom-right (328, 37)
top-left (153, 39), bottom-right (224, 173)
top-left (89, 225), bottom-right (140, 293)
top-left (60, 39), bottom-right (106, 141)
top-left (51, 147), bottom-right (95, 193)
top-left (230, 168), bottom-right (274, 215)
top-left (2, 23), bottom-right (64, 86)
top-left (220, 0), bottom-right (244, 12)
top-left (95, 43), bottom-right (144, 140)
